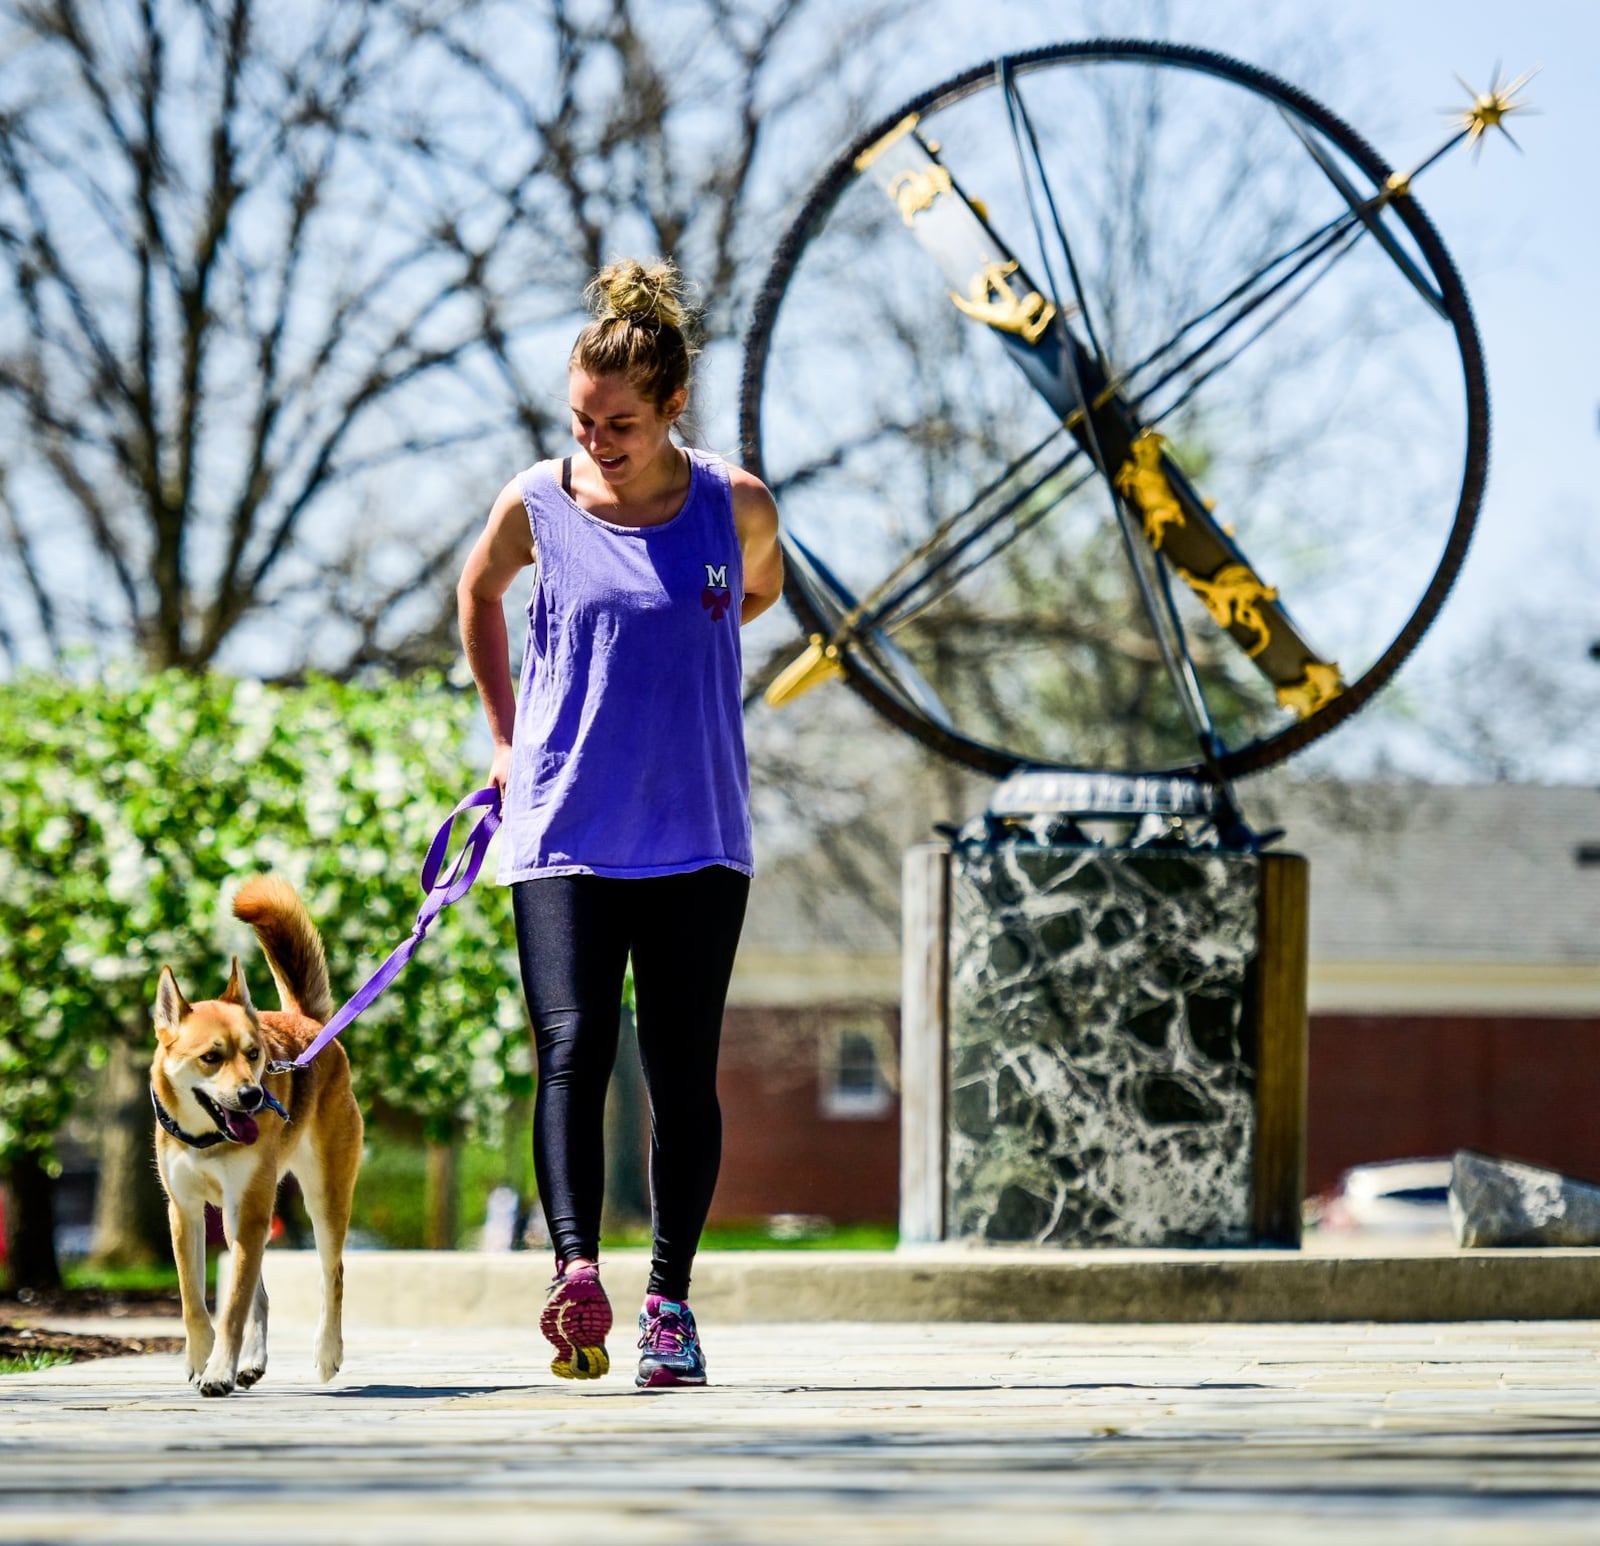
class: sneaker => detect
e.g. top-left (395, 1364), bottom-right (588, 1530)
top-left (540, 1263), bottom-right (612, 1380)
top-left (636, 1296), bottom-right (707, 1388)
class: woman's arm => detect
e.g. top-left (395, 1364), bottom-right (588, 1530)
top-left (457, 477), bottom-right (537, 794)
top-left (729, 467), bottom-right (783, 626)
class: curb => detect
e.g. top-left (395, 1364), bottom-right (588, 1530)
top-left (240, 1246), bottom-right (1600, 1326)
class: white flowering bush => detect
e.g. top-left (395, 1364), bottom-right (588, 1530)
top-left (0, 669), bottom-right (532, 1172)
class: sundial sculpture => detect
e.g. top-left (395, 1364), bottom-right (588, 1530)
top-left (740, 43), bottom-right (1526, 1247)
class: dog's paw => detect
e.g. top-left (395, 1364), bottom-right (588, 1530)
top-left (238, 1328), bottom-right (268, 1388)
top-left (197, 1353), bottom-right (237, 1397)
top-left (314, 1335), bottom-right (343, 1383)
top-left (184, 1336), bottom-right (214, 1384)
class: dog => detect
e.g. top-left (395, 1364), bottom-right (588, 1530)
top-left (150, 876), bottom-right (362, 1396)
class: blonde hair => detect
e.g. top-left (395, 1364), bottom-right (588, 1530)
top-left (570, 259), bottom-right (697, 411)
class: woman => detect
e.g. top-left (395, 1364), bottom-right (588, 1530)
top-left (456, 259), bottom-right (782, 1389)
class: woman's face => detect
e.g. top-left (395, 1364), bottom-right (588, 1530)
top-left (569, 369), bottom-right (685, 485)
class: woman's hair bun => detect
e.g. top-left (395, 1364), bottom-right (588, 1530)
top-left (572, 258), bottom-right (698, 409)
top-left (587, 259), bottom-right (687, 331)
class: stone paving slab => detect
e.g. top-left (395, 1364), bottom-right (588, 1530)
top-left (4, 1321), bottom-right (1600, 1543)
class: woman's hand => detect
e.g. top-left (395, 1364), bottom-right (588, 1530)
top-left (488, 741), bottom-right (514, 799)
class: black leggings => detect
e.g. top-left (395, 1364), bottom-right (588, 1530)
top-left (511, 865), bottom-right (750, 1300)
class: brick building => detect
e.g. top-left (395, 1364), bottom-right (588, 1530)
top-left (712, 782), bottom-right (1600, 1225)
top-left (1252, 781), bottom-right (1600, 1195)
top-left (714, 844), bottom-right (903, 1225)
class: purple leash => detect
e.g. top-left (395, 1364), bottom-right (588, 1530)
top-left (265, 786), bottom-right (502, 1075)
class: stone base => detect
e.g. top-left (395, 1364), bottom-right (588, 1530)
top-left (906, 836), bottom-right (1308, 1250)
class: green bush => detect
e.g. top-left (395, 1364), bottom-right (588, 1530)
top-left (0, 668), bottom-right (533, 1179)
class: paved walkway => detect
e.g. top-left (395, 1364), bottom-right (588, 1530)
top-left (4, 1320), bottom-right (1600, 1543)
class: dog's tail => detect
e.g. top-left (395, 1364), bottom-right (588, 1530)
top-left (232, 876), bottom-right (335, 1022)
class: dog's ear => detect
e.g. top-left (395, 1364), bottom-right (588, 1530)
top-left (220, 955), bottom-right (256, 1016)
top-left (155, 966), bottom-right (190, 1043)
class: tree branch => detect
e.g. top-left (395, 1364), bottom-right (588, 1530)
top-left (0, 466), bottom-right (62, 664)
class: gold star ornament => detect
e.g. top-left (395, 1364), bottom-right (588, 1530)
top-left (1449, 65), bottom-right (1539, 154)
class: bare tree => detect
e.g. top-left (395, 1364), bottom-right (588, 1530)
top-left (1317, 609), bottom-right (1600, 787)
top-left (0, 0), bottom-right (904, 1262)
top-left (0, 0), bottom-right (901, 679)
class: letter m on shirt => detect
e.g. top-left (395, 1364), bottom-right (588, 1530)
top-left (704, 563), bottom-right (729, 588)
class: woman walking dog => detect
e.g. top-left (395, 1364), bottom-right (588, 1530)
top-left (457, 260), bottom-right (782, 1388)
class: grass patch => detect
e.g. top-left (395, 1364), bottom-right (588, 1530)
top-left (0, 1350), bottom-right (74, 1375)
top-left (608, 1220), bottom-right (898, 1251)
top-left (1, 1260), bottom-right (185, 1298)
top-left (63, 1261), bottom-right (180, 1293)
top-left (346, 1119), bottom-right (896, 1252)
top-left (705, 1221), bottom-right (898, 1251)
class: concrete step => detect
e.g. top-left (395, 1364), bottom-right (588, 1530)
top-left (237, 1244), bottom-right (1600, 1327)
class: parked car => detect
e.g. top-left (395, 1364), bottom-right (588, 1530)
top-left (1311, 1158), bottom-right (1454, 1234)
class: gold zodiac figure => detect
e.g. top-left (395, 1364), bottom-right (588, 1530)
top-left (1275, 661), bottom-right (1344, 719)
top-left (886, 166), bottom-right (953, 226)
top-left (949, 261), bottom-right (1056, 344)
top-left (1181, 563), bottom-right (1279, 657)
top-left (1114, 432), bottom-right (1187, 550)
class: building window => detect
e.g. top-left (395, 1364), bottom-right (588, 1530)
top-left (821, 1024), bottom-right (893, 1120)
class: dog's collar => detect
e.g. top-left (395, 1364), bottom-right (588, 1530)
top-left (149, 1086), bottom-right (289, 1148)
top-left (150, 1086), bottom-right (229, 1149)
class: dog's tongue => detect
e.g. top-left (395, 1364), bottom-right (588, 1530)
top-left (222, 1109), bottom-right (260, 1145)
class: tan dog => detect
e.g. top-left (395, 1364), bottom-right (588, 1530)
top-left (150, 877), bottom-right (362, 1396)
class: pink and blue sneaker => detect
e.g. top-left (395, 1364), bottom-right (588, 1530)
top-left (636, 1296), bottom-right (707, 1388)
top-left (541, 1262), bottom-right (612, 1380)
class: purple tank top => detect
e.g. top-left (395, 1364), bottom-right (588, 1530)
top-left (497, 448), bottom-right (754, 882)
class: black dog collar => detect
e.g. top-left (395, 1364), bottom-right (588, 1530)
top-left (149, 1086), bottom-right (290, 1149)
top-left (150, 1086), bottom-right (228, 1149)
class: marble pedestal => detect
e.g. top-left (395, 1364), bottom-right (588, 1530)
top-left (900, 840), bottom-right (1308, 1249)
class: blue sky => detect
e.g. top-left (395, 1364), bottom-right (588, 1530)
top-left (1302, 0), bottom-right (1596, 648)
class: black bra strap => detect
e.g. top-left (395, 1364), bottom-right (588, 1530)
top-left (561, 456), bottom-right (573, 496)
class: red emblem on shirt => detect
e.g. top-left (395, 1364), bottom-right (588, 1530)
top-left (703, 562), bottom-right (732, 622)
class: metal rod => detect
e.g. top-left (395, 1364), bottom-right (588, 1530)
top-left (882, 468), bottom-right (1099, 633)
top-left (996, 56), bottom-right (1222, 765)
top-left (1000, 59), bottom-right (1109, 371)
top-left (835, 421), bottom-right (1071, 631)
top-left (848, 443), bottom-right (1084, 637)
